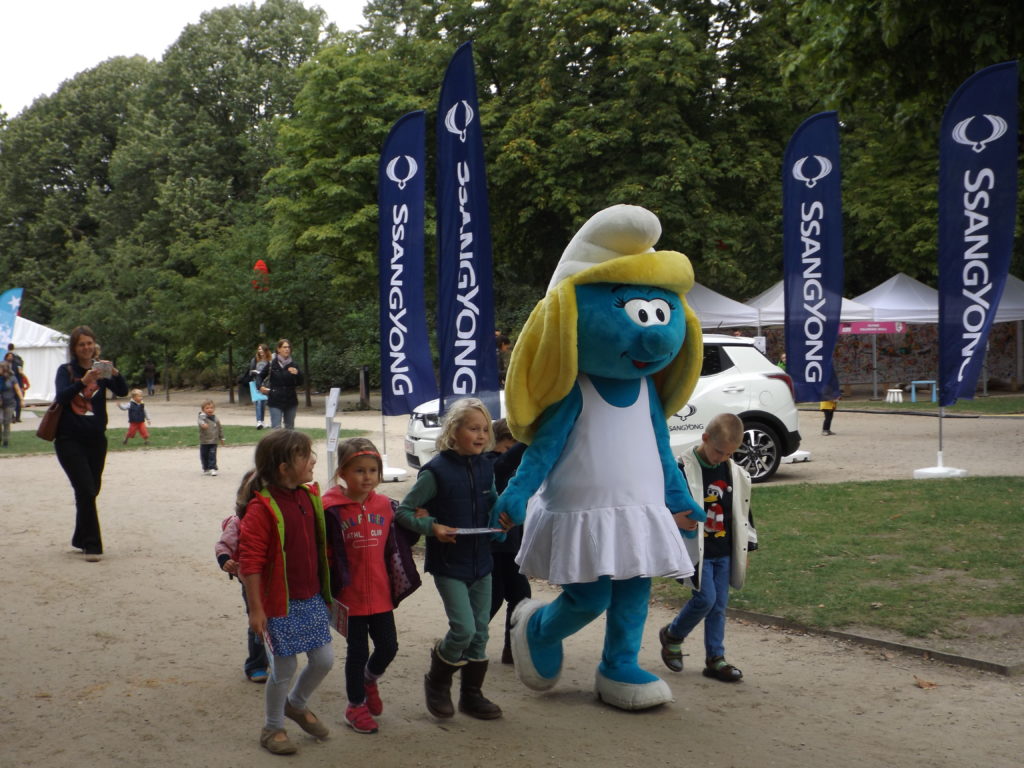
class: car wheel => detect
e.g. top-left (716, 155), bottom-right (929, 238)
top-left (735, 421), bottom-right (781, 483)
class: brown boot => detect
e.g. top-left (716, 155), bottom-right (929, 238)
top-left (458, 659), bottom-right (502, 720)
top-left (424, 644), bottom-right (461, 718)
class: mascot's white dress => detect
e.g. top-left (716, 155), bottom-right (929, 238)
top-left (492, 204), bottom-right (706, 710)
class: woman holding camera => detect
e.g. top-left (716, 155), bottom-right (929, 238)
top-left (54, 326), bottom-right (128, 562)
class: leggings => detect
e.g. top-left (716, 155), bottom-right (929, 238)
top-left (265, 642), bottom-right (334, 730)
top-left (345, 612), bottom-right (398, 704)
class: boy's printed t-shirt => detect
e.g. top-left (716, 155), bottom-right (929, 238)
top-left (700, 461), bottom-right (732, 559)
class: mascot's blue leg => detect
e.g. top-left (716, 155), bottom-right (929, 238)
top-left (510, 579), bottom-right (611, 691)
top-left (594, 577), bottom-right (674, 710)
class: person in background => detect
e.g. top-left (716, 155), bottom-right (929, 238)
top-left (248, 343), bottom-right (272, 429)
top-left (198, 399), bottom-right (226, 475)
top-left (0, 359), bottom-right (24, 447)
top-left (118, 388), bottom-right (151, 446)
top-left (143, 359), bottom-right (157, 396)
top-left (260, 339), bottom-right (303, 430)
top-left (6, 345), bottom-right (25, 422)
top-left (53, 326), bottom-right (128, 562)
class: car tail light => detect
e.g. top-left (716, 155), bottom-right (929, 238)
top-left (765, 372), bottom-right (796, 401)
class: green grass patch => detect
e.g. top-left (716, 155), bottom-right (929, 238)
top-left (0, 425), bottom-right (364, 456)
top-left (653, 477), bottom-right (1024, 640)
top-left (841, 394), bottom-right (1024, 415)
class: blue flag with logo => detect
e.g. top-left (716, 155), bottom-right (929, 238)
top-left (378, 111), bottom-right (439, 416)
top-left (0, 287), bottom-right (24, 348)
top-left (435, 41), bottom-right (500, 418)
top-left (782, 112), bottom-right (844, 403)
top-left (938, 61), bottom-right (1019, 407)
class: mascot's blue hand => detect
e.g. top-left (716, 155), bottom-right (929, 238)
top-left (493, 488), bottom-right (529, 528)
top-left (674, 498), bottom-right (707, 539)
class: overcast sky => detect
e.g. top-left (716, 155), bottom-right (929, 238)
top-left (0, 1), bottom-right (368, 118)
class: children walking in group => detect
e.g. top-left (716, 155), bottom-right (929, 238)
top-left (659, 412), bottom-right (757, 683)
top-left (322, 438), bottom-right (421, 735)
top-left (396, 397), bottom-right (507, 721)
top-left (214, 477), bottom-right (269, 683)
top-left (238, 430), bottom-right (333, 755)
top-left (119, 388), bottom-right (151, 446)
top-left (198, 399), bottom-right (225, 475)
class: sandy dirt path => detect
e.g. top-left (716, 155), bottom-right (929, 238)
top-left (2, 397), bottom-right (1022, 767)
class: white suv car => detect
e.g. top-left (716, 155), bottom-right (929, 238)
top-left (404, 334), bottom-right (801, 483)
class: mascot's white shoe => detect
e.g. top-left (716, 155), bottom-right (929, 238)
top-left (510, 599), bottom-right (560, 691)
top-left (594, 670), bottom-right (674, 711)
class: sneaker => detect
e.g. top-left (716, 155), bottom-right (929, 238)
top-left (211, 469), bottom-right (219, 476)
top-left (344, 703), bottom-right (379, 734)
top-left (364, 680), bottom-right (383, 716)
top-left (256, 422), bottom-right (264, 430)
top-left (203, 469), bottom-right (211, 475)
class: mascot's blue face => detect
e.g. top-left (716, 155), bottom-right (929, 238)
top-left (576, 282), bottom-right (686, 380)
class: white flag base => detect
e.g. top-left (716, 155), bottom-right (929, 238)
top-left (913, 451), bottom-right (967, 479)
top-left (381, 454), bottom-right (407, 482)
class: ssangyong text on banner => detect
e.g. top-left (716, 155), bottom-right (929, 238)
top-left (435, 41), bottom-right (500, 418)
top-left (782, 112), bottom-right (844, 403)
top-left (938, 61), bottom-right (1019, 407)
top-left (378, 111), bottom-right (438, 416)
top-left (0, 287), bottom-right (25, 348)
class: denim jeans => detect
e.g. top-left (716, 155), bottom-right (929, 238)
top-left (667, 555), bottom-right (731, 660)
top-left (254, 400), bottom-right (265, 424)
top-left (269, 404), bottom-right (297, 430)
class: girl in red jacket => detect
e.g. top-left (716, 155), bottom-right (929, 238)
top-left (239, 430), bottom-right (333, 756)
top-left (323, 438), bottom-right (421, 735)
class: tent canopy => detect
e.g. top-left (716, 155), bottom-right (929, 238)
top-left (687, 282), bottom-right (760, 328)
top-left (994, 273), bottom-right (1024, 323)
top-left (852, 273), bottom-right (938, 323)
top-left (745, 280), bottom-right (874, 325)
top-left (11, 315), bottom-right (67, 403)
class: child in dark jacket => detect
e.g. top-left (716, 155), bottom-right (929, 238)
top-left (323, 438), bottom-right (421, 735)
top-left (119, 389), bottom-right (151, 445)
top-left (396, 397), bottom-right (510, 721)
top-left (215, 474), bottom-right (269, 683)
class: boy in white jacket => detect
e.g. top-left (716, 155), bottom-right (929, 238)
top-left (661, 412), bottom-right (757, 682)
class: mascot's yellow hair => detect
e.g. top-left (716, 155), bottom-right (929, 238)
top-left (506, 248), bottom-right (703, 444)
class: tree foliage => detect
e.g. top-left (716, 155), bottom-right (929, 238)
top-left (0, 0), bottom-right (1020, 389)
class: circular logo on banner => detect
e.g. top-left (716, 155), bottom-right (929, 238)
top-left (444, 100), bottom-right (475, 143)
top-left (791, 155), bottom-right (833, 189)
top-left (386, 155), bottom-right (419, 189)
top-left (951, 114), bottom-right (1007, 154)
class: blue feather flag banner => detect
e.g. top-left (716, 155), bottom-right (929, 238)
top-left (782, 112), bottom-right (844, 403)
top-left (0, 287), bottom-right (24, 348)
top-left (378, 111), bottom-right (439, 416)
top-left (938, 61), bottom-right (1019, 407)
top-left (435, 41), bottom-right (500, 417)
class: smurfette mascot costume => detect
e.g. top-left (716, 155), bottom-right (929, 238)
top-left (492, 204), bottom-right (705, 710)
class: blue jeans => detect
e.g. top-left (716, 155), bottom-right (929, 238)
top-left (254, 400), bottom-right (265, 424)
top-left (667, 555), bottom-right (730, 660)
top-left (269, 404), bottom-right (297, 429)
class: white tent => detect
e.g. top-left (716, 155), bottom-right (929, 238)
top-left (11, 316), bottom-right (67, 403)
top-left (687, 282), bottom-right (760, 329)
top-left (994, 273), bottom-right (1024, 323)
top-left (851, 273), bottom-right (938, 323)
top-left (745, 280), bottom-right (874, 326)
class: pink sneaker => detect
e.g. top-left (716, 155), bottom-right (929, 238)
top-left (344, 703), bottom-right (379, 734)
top-left (364, 681), bottom-right (383, 716)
